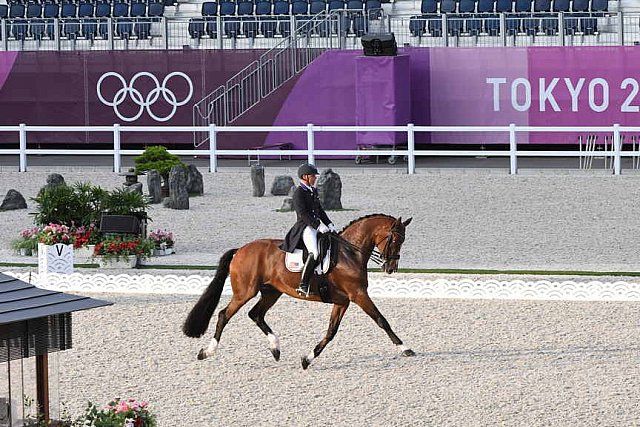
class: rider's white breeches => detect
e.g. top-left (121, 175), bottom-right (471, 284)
top-left (302, 226), bottom-right (319, 259)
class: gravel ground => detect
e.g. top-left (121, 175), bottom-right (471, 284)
top-left (57, 293), bottom-right (640, 426)
top-left (3, 166), bottom-right (640, 425)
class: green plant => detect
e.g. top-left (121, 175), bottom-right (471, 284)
top-left (133, 145), bottom-right (186, 182)
top-left (82, 399), bottom-right (157, 427)
top-left (102, 188), bottom-right (150, 216)
top-left (31, 182), bottom-right (107, 227)
top-left (94, 235), bottom-right (154, 262)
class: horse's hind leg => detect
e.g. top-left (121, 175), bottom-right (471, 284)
top-left (301, 302), bottom-right (349, 370)
top-left (353, 292), bottom-right (415, 357)
top-left (248, 285), bottom-right (283, 361)
top-left (198, 291), bottom-right (256, 360)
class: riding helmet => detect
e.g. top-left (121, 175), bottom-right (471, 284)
top-left (298, 163), bottom-right (319, 178)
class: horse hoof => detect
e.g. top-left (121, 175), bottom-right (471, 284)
top-left (197, 349), bottom-right (207, 360)
top-left (402, 349), bottom-right (416, 357)
top-left (271, 348), bottom-right (281, 362)
top-left (301, 356), bottom-right (310, 370)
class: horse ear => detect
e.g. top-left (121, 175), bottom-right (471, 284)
top-left (403, 217), bottom-right (413, 227)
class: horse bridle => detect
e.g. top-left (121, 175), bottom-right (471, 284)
top-left (330, 225), bottom-right (404, 266)
top-left (370, 227), bottom-right (404, 266)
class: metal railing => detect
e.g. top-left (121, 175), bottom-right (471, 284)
top-left (4, 10), bottom-right (638, 52)
top-left (2, 123), bottom-right (640, 175)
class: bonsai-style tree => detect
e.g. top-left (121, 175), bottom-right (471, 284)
top-left (134, 145), bottom-right (186, 184)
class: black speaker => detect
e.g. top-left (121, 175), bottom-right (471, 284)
top-left (361, 33), bottom-right (397, 56)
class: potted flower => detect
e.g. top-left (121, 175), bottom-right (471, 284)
top-left (37, 223), bottom-right (76, 274)
top-left (93, 235), bottom-right (154, 268)
top-left (12, 227), bottom-right (41, 256)
top-left (81, 398), bottom-right (157, 427)
top-left (148, 229), bottom-right (175, 256)
top-left (72, 223), bottom-right (102, 263)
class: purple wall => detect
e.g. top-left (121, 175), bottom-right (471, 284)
top-left (1, 46), bottom-right (640, 148)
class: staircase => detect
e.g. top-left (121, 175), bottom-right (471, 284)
top-left (192, 9), bottom-right (389, 147)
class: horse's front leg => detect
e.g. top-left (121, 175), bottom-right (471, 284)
top-left (301, 302), bottom-right (349, 370)
top-left (352, 291), bottom-right (415, 357)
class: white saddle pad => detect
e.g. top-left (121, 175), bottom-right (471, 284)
top-left (285, 249), bottom-right (331, 274)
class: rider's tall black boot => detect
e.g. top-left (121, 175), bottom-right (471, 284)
top-left (296, 254), bottom-right (315, 297)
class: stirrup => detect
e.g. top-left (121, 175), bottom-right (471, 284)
top-left (296, 285), bottom-right (310, 297)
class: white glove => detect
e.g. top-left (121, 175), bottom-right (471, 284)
top-left (328, 223), bottom-right (338, 233)
top-left (317, 223), bottom-right (330, 234)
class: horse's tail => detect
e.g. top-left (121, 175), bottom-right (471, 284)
top-left (182, 248), bottom-right (238, 338)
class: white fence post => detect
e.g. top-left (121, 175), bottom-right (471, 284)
top-left (209, 124), bottom-right (217, 172)
top-left (407, 123), bottom-right (415, 174)
top-left (113, 124), bottom-right (121, 173)
top-left (509, 123), bottom-right (517, 175)
top-left (613, 123), bottom-right (621, 175)
top-left (307, 123), bottom-right (315, 164)
top-left (19, 123), bottom-right (26, 172)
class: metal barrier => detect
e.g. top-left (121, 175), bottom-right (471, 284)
top-left (2, 123), bottom-right (640, 175)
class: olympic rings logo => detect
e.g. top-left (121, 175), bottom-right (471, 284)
top-left (97, 71), bottom-right (193, 122)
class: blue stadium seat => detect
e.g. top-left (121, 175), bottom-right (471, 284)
top-left (421, 0), bottom-right (438, 13)
top-left (42, 3), bottom-right (59, 40)
top-left (310, 0), bottom-right (327, 14)
top-left (202, 1), bottom-right (218, 16)
top-left (61, 3), bottom-right (80, 40)
top-left (95, 2), bottom-right (111, 38)
top-left (219, 1), bottom-right (240, 38)
top-left (78, 3), bottom-right (97, 40)
top-left (131, 3), bottom-right (151, 39)
top-left (409, 15), bottom-right (426, 37)
top-left (237, 1), bottom-right (256, 38)
top-left (255, 1), bottom-right (275, 37)
top-left (148, 2), bottom-right (165, 21)
top-left (188, 18), bottom-right (206, 38)
top-left (26, 3), bottom-right (45, 40)
top-left (477, 0), bottom-right (498, 35)
top-left (275, 0), bottom-right (291, 36)
top-left (591, 0), bottom-right (606, 14)
top-left (459, 0), bottom-right (480, 35)
top-left (113, 2), bottom-right (132, 39)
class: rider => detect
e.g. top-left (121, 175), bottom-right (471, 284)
top-left (280, 163), bottom-right (338, 297)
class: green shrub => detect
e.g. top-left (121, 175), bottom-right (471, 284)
top-left (31, 182), bottom-right (108, 227)
top-left (134, 145), bottom-right (186, 181)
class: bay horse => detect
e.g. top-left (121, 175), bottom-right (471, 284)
top-left (182, 213), bottom-right (415, 369)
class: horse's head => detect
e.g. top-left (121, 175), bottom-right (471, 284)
top-left (376, 216), bottom-right (412, 274)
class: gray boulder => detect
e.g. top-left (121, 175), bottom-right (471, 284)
top-left (317, 169), bottom-right (342, 210)
top-left (186, 165), bottom-right (204, 196)
top-left (271, 175), bottom-right (294, 196)
top-left (251, 164), bottom-right (265, 197)
top-left (124, 182), bottom-right (143, 195)
top-left (147, 170), bottom-right (162, 204)
top-left (167, 165), bottom-right (189, 210)
top-left (0, 189), bottom-right (27, 211)
top-left (45, 173), bottom-right (66, 189)
top-left (280, 198), bottom-right (293, 211)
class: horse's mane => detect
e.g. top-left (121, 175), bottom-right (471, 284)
top-left (340, 213), bottom-right (395, 233)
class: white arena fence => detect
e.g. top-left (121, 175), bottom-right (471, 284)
top-left (0, 123), bottom-right (638, 175)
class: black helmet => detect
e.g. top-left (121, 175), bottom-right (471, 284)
top-left (298, 163), bottom-right (319, 178)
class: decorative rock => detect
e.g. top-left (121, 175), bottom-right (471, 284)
top-left (45, 173), bottom-right (65, 188)
top-left (124, 182), bottom-right (143, 195)
top-left (271, 175), bottom-right (294, 196)
top-left (317, 169), bottom-right (342, 210)
top-left (147, 170), bottom-right (162, 204)
top-left (251, 164), bottom-right (265, 197)
top-left (280, 198), bottom-right (293, 211)
top-left (167, 165), bottom-right (189, 210)
top-left (186, 165), bottom-right (204, 196)
top-left (0, 189), bottom-right (27, 211)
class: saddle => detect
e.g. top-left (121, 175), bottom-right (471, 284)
top-left (284, 233), bottom-right (336, 274)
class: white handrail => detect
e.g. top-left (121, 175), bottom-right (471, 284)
top-left (1, 123), bottom-right (639, 176)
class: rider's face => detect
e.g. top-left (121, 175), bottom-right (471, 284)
top-left (304, 174), bottom-right (318, 186)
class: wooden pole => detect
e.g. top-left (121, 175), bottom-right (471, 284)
top-left (35, 354), bottom-right (49, 424)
